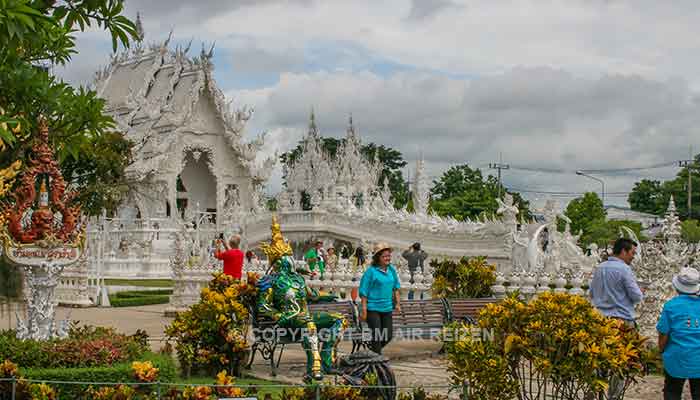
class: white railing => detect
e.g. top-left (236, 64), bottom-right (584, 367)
top-left (165, 256), bottom-right (435, 314)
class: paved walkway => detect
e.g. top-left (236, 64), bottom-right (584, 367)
top-left (0, 304), bottom-right (688, 398)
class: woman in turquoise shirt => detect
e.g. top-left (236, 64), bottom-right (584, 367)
top-left (657, 267), bottom-right (700, 400)
top-left (359, 242), bottom-right (401, 354)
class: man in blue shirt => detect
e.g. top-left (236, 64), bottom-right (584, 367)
top-left (657, 267), bottom-right (700, 400)
top-left (589, 237), bottom-right (643, 400)
top-left (589, 238), bottom-right (643, 324)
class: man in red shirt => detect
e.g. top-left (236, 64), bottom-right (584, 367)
top-left (215, 234), bottom-right (244, 280)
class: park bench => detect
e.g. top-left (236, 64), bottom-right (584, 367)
top-left (388, 299), bottom-right (450, 341)
top-left (246, 300), bottom-right (360, 376)
top-left (444, 298), bottom-right (500, 324)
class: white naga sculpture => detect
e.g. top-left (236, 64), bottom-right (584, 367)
top-left (494, 199), bottom-right (599, 298)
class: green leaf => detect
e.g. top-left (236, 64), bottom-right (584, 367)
top-left (0, 126), bottom-right (15, 146)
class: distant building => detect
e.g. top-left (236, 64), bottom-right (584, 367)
top-left (605, 205), bottom-right (661, 235)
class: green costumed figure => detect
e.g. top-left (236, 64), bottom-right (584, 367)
top-left (304, 239), bottom-right (326, 279)
top-left (257, 216), bottom-right (347, 381)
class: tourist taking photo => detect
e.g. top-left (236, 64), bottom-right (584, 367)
top-left (214, 234), bottom-right (244, 280)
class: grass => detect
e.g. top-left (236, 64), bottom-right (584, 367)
top-left (104, 279), bottom-right (173, 287)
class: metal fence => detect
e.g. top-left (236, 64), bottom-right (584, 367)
top-left (0, 378), bottom-right (460, 400)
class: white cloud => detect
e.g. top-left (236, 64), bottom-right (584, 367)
top-left (229, 67), bottom-right (699, 207)
top-left (57, 0), bottom-right (700, 208)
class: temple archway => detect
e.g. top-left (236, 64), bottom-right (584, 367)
top-left (177, 151), bottom-right (217, 217)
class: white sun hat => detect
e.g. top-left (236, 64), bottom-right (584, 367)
top-left (672, 267), bottom-right (700, 294)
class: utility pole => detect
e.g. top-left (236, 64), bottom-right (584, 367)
top-left (679, 146), bottom-right (694, 219)
top-left (489, 153), bottom-right (510, 198)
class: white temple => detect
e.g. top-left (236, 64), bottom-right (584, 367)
top-left (93, 25), bottom-right (274, 225)
top-left (52, 27), bottom-right (604, 310)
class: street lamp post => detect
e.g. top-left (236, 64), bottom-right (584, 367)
top-left (576, 170), bottom-right (605, 206)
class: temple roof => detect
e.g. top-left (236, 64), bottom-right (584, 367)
top-left (93, 34), bottom-right (274, 184)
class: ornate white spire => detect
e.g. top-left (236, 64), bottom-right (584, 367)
top-left (347, 113), bottom-right (356, 138)
top-left (662, 195), bottom-right (682, 241)
top-left (135, 12), bottom-right (145, 42)
top-left (308, 108), bottom-right (319, 137)
top-left (285, 109), bottom-right (332, 202)
top-left (667, 195), bottom-right (677, 215)
top-left (412, 154), bottom-right (429, 215)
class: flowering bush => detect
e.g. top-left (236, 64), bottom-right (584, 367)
top-left (397, 387), bottom-right (448, 400)
top-left (431, 256), bottom-right (495, 299)
top-left (445, 293), bottom-right (652, 400)
top-left (85, 385), bottom-right (137, 400)
top-left (0, 359), bottom-right (57, 400)
top-left (278, 385), bottom-right (367, 400)
top-left (0, 324), bottom-right (148, 369)
top-left (161, 370), bottom-right (248, 400)
top-left (214, 370), bottom-right (245, 398)
top-left (165, 273), bottom-right (258, 376)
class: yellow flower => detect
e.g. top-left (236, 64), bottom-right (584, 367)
top-left (132, 361), bottom-right (159, 382)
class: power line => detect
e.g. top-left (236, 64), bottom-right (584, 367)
top-left (577, 160), bottom-right (680, 174)
top-left (508, 160), bottom-right (681, 175)
top-left (505, 187), bottom-right (631, 197)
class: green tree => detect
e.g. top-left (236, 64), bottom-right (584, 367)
top-left (580, 219), bottom-right (644, 248)
top-left (562, 192), bottom-right (606, 235)
top-left (628, 179), bottom-right (667, 216)
top-left (628, 155), bottom-right (700, 219)
top-left (0, 0), bottom-right (137, 215)
top-left (681, 219), bottom-right (700, 243)
top-left (280, 136), bottom-right (409, 209)
top-left (429, 164), bottom-right (532, 221)
top-left (361, 143), bottom-right (409, 208)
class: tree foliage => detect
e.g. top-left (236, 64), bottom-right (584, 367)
top-left (0, 0), bottom-right (137, 215)
top-left (429, 164), bottom-right (532, 221)
top-left (560, 192), bottom-right (644, 247)
top-left (558, 192), bottom-right (645, 248)
top-left (681, 219), bottom-right (700, 243)
top-left (430, 256), bottom-right (495, 299)
top-left (628, 154), bottom-right (700, 219)
top-left (628, 179), bottom-right (667, 216)
top-left (580, 219), bottom-right (644, 248)
top-left (280, 136), bottom-right (409, 209)
top-left (561, 192), bottom-right (606, 235)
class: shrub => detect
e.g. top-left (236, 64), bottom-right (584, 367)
top-left (445, 293), bottom-right (652, 400)
top-left (165, 273), bottom-right (258, 376)
top-left (160, 370), bottom-right (247, 400)
top-left (0, 325), bottom-right (148, 369)
top-left (113, 289), bottom-right (174, 298)
top-left (431, 256), bottom-right (495, 299)
top-left (397, 387), bottom-right (448, 400)
top-left (21, 353), bottom-right (176, 399)
top-left (0, 359), bottom-right (58, 400)
top-left (109, 294), bottom-right (170, 307)
top-left (109, 289), bottom-right (173, 307)
top-left (278, 385), bottom-right (367, 400)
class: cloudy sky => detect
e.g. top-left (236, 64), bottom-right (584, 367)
top-left (56, 0), bottom-right (700, 209)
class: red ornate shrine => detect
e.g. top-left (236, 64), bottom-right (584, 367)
top-left (1, 117), bottom-right (81, 245)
